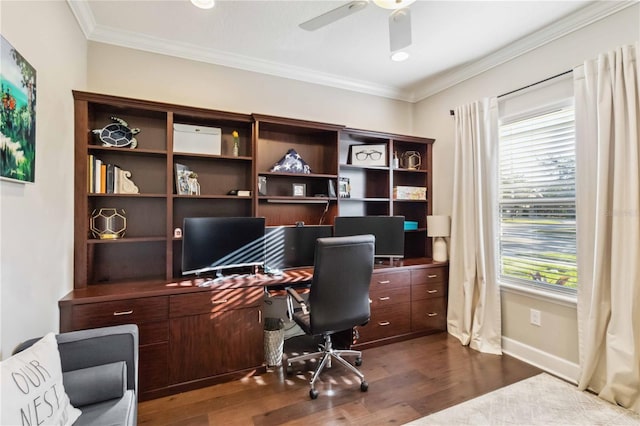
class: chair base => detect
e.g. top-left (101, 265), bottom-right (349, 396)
top-left (286, 333), bottom-right (368, 399)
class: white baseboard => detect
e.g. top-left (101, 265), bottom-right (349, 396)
top-left (502, 336), bottom-right (580, 384)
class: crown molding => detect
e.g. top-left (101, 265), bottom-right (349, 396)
top-left (67, 0), bottom-right (95, 39)
top-left (67, 0), bottom-right (636, 104)
top-left (87, 23), bottom-right (414, 102)
top-left (411, 0), bottom-right (638, 102)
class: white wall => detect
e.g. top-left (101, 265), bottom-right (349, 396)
top-left (414, 5), bottom-right (640, 378)
top-left (0, 1), bottom-right (87, 358)
top-left (87, 42), bottom-right (414, 135)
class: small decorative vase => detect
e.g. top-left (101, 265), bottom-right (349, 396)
top-left (232, 130), bottom-right (240, 157)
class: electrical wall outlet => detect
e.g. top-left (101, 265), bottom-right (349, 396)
top-left (530, 309), bottom-right (541, 326)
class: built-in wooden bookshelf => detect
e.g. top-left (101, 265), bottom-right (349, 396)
top-left (73, 91), bottom-right (435, 289)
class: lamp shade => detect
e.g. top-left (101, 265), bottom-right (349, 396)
top-left (427, 215), bottom-right (450, 237)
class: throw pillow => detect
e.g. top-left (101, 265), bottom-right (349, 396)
top-left (1, 332), bottom-right (81, 426)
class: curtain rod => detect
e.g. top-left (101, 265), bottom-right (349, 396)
top-left (449, 69), bottom-right (573, 116)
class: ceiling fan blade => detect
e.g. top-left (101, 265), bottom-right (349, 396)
top-left (389, 7), bottom-right (412, 52)
top-left (299, 1), bottom-right (369, 31)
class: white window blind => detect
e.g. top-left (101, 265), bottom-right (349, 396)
top-left (498, 105), bottom-right (577, 293)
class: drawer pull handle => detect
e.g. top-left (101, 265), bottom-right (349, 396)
top-left (428, 274), bottom-right (438, 278)
top-left (427, 290), bottom-right (438, 294)
top-left (211, 299), bottom-right (228, 304)
top-left (379, 296), bottom-right (390, 301)
top-left (378, 280), bottom-right (391, 284)
top-left (378, 321), bottom-right (390, 326)
top-left (113, 310), bottom-right (133, 316)
top-left (427, 312), bottom-right (438, 317)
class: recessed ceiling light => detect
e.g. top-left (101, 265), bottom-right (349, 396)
top-left (191, 0), bottom-right (215, 9)
top-left (391, 51), bottom-right (409, 62)
top-left (374, 0), bottom-right (416, 10)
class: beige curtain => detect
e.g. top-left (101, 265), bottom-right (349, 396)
top-left (448, 98), bottom-right (502, 355)
top-left (574, 42), bottom-right (640, 413)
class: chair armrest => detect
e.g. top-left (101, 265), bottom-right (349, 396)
top-left (286, 287), bottom-right (309, 315)
top-left (56, 325), bottom-right (139, 395)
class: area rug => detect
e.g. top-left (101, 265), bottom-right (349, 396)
top-left (405, 373), bottom-right (640, 425)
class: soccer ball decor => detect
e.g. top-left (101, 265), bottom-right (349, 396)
top-left (92, 116), bottom-right (140, 149)
top-left (90, 208), bottom-right (127, 239)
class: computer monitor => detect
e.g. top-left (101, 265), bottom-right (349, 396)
top-left (333, 215), bottom-right (405, 258)
top-left (264, 225), bottom-right (333, 271)
top-left (181, 216), bottom-right (266, 276)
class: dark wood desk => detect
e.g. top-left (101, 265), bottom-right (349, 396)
top-left (59, 259), bottom-right (447, 401)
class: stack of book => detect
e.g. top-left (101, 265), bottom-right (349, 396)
top-left (88, 154), bottom-right (123, 194)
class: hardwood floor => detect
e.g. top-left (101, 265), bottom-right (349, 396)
top-left (138, 333), bottom-right (541, 425)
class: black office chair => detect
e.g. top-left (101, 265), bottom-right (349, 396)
top-left (286, 234), bottom-right (375, 399)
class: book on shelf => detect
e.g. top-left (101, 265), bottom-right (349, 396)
top-left (106, 164), bottom-right (115, 194)
top-left (94, 158), bottom-right (102, 193)
top-left (100, 164), bottom-right (107, 193)
top-left (88, 155), bottom-right (122, 194)
top-left (88, 154), bottom-right (94, 193)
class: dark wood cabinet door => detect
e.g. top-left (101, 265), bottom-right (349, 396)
top-left (140, 342), bottom-right (169, 392)
top-left (169, 307), bottom-right (263, 384)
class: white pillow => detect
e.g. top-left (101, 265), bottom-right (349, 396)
top-left (1, 333), bottom-right (81, 426)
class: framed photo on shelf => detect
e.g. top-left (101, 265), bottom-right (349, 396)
top-left (350, 144), bottom-right (387, 167)
top-left (292, 183), bottom-right (306, 197)
top-left (174, 163), bottom-right (191, 195)
top-left (338, 177), bottom-right (351, 198)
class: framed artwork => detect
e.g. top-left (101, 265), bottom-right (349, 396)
top-left (174, 163), bottom-right (191, 195)
top-left (338, 177), bottom-right (350, 198)
top-left (292, 183), bottom-right (306, 197)
top-left (350, 144), bottom-right (387, 167)
top-left (1, 35), bottom-right (37, 183)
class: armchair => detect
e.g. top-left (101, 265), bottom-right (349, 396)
top-left (13, 324), bottom-right (138, 426)
top-left (286, 234), bottom-right (375, 399)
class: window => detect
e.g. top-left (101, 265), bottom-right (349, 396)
top-left (498, 103), bottom-right (577, 294)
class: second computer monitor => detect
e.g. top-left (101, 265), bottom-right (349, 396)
top-left (264, 225), bottom-right (333, 270)
top-left (333, 215), bottom-right (405, 259)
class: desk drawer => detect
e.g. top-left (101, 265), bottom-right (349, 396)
top-left (71, 296), bottom-right (168, 329)
top-left (411, 298), bottom-right (447, 332)
top-left (371, 270), bottom-right (411, 289)
top-left (369, 283), bottom-right (410, 308)
top-left (170, 287), bottom-right (263, 318)
top-left (411, 281), bottom-right (446, 301)
top-left (357, 303), bottom-right (410, 343)
top-left (411, 267), bottom-right (447, 285)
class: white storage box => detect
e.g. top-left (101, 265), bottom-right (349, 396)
top-left (173, 123), bottom-right (221, 155)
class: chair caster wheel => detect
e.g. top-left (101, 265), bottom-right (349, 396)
top-left (360, 381), bottom-right (368, 392)
top-left (309, 389), bottom-right (319, 399)
top-left (355, 357), bottom-right (363, 366)
top-left (286, 364), bottom-right (293, 375)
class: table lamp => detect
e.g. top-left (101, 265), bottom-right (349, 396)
top-left (427, 215), bottom-right (450, 262)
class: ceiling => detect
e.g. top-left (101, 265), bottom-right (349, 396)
top-left (68, 0), bottom-right (632, 102)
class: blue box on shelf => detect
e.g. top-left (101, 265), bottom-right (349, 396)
top-left (404, 221), bottom-right (418, 231)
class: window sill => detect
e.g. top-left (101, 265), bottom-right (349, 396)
top-left (499, 281), bottom-right (577, 308)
